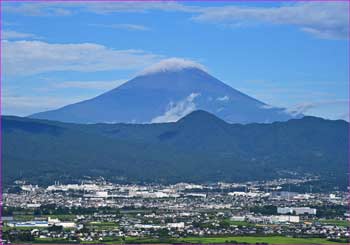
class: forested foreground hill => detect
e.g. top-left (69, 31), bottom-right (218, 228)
top-left (2, 110), bottom-right (348, 189)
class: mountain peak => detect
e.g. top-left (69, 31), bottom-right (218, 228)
top-left (178, 110), bottom-right (227, 125)
top-left (30, 60), bottom-right (296, 124)
top-left (138, 58), bottom-right (207, 76)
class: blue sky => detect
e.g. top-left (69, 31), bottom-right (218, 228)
top-left (2, 1), bottom-right (349, 120)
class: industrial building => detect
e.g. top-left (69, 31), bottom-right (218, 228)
top-left (277, 207), bottom-right (317, 215)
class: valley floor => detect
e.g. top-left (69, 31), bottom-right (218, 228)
top-left (29, 235), bottom-right (349, 244)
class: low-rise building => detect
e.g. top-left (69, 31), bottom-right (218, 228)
top-left (277, 207), bottom-right (316, 215)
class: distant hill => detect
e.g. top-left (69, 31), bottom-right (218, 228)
top-left (2, 111), bottom-right (347, 189)
top-left (30, 59), bottom-right (300, 124)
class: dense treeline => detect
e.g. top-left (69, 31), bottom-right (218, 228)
top-left (250, 205), bottom-right (277, 215)
top-left (313, 205), bottom-right (347, 218)
top-left (3, 231), bottom-right (34, 242)
top-left (2, 112), bottom-right (348, 188)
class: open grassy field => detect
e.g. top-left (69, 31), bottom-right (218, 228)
top-left (32, 238), bottom-right (79, 244)
top-left (87, 221), bottom-right (119, 230)
top-left (82, 236), bottom-right (349, 244)
top-left (174, 236), bottom-right (348, 244)
top-left (2, 226), bottom-right (34, 232)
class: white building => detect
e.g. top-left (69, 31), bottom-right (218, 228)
top-left (8, 221), bottom-right (48, 228)
top-left (48, 217), bottom-right (76, 228)
top-left (134, 224), bottom-right (162, 229)
top-left (271, 215), bottom-right (300, 223)
top-left (167, 222), bottom-right (185, 229)
top-left (129, 191), bottom-right (169, 198)
top-left (228, 192), bottom-right (260, 197)
top-left (95, 191), bottom-right (108, 198)
top-left (185, 193), bottom-right (206, 198)
top-left (26, 203), bottom-right (41, 208)
top-left (230, 216), bottom-right (246, 222)
top-left (277, 207), bottom-right (316, 215)
top-left (246, 215), bottom-right (299, 224)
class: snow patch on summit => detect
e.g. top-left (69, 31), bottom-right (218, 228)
top-left (139, 58), bottom-right (207, 76)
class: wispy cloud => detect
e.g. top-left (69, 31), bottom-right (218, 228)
top-left (3, 2), bottom-right (347, 39)
top-left (3, 40), bottom-right (162, 76)
top-left (286, 99), bottom-right (349, 116)
top-left (151, 93), bottom-right (200, 123)
top-left (83, 2), bottom-right (198, 14)
top-left (260, 104), bottom-right (276, 110)
top-left (3, 3), bottom-right (73, 16)
top-left (2, 94), bottom-right (89, 116)
top-left (3, 21), bottom-right (20, 27)
top-left (53, 80), bottom-right (127, 90)
top-left (3, 2), bottom-right (197, 16)
top-left (194, 2), bottom-right (348, 40)
top-left (2, 30), bottom-right (40, 40)
top-left (337, 112), bottom-right (349, 121)
top-left (216, 95), bottom-right (229, 102)
top-left (90, 23), bottom-right (150, 31)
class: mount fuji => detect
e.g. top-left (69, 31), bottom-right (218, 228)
top-left (30, 58), bottom-right (301, 124)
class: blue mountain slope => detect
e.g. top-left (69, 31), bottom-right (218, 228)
top-left (30, 60), bottom-right (300, 124)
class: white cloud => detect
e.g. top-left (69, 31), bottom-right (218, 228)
top-left (53, 80), bottom-right (127, 90)
top-left (337, 112), bottom-right (349, 121)
top-left (301, 27), bottom-right (346, 40)
top-left (3, 40), bottom-right (161, 76)
top-left (216, 95), bottom-right (229, 102)
top-left (2, 79), bottom-right (127, 116)
top-left (2, 94), bottom-right (89, 116)
top-left (2, 30), bottom-right (39, 40)
top-left (3, 2), bottom-right (347, 39)
top-left (84, 2), bottom-right (198, 14)
top-left (151, 93), bottom-right (200, 123)
top-left (4, 2), bottom-right (348, 39)
top-left (3, 21), bottom-right (19, 27)
top-left (260, 104), bottom-right (276, 109)
top-left (90, 23), bottom-right (150, 31)
top-left (3, 3), bottom-right (73, 16)
top-left (194, 2), bottom-right (348, 39)
top-left (286, 99), bottom-right (349, 116)
top-left (139, 58), bottom-right (207, 76)
top-left (3, 2), bottom-right (197, 16)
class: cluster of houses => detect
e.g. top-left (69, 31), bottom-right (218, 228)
top-left (3, 178), bottom-right (349, 243)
